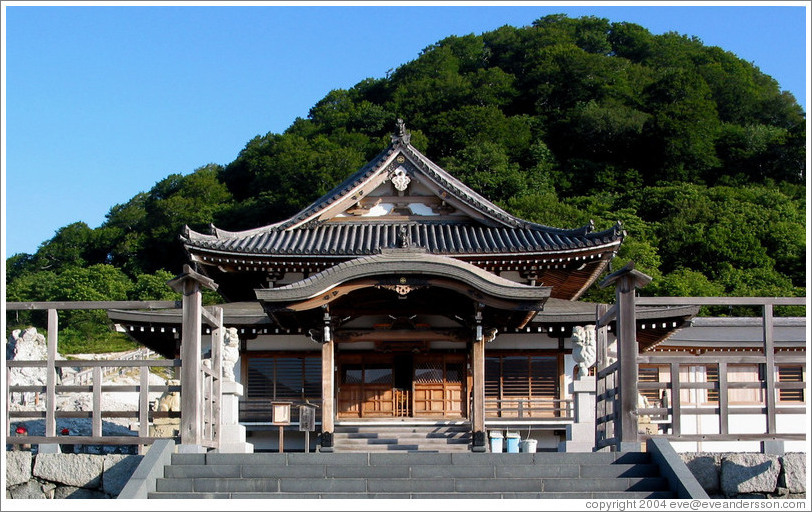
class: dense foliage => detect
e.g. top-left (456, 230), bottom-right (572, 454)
top-left (6, 15), bottom-right (806, 350)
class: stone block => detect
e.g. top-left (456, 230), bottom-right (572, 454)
top-left (102, 454), bottom-right (143, 496)
top-left (779, 453), bottom-right (806, 494)
top-left (720, 453), bottom-right (780, 496)
top-left (7, 480), bottom-right (52, 499)
top-left (33, 453), bottom-right (104, 489)
top-left (681, 453), bottom-right (721, 494)
top-left (54, 486), bottom-right (111, 499)
top-left (5, 451), bottom-right (33, 487)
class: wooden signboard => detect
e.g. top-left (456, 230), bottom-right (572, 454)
top-left (271, 402), bottom-right (292, 425)
top-left (299, 405), bottom-right (316, 432)
top-left (271, 402), bottom-right (292, 453)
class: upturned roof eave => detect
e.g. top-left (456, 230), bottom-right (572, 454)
top-left (254, 250), bottom-right (552, 305)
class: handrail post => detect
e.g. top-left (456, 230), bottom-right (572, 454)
top-left (168, 264), bottom-right (219, 452)
top-left (210, 306), bottom-right (223, 448)
top-left (39, 309), bottom-right (60, 453)
top-left (92, 366), bottom-right (103, 437)
top-left (139, 364), bottom-right (150, 454)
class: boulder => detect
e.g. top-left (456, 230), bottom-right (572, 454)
top-left (5, 451), bottom-right (33, 487)
top-left (33, 453), bottom-right (104, 489)
top-left (721, 453), bottom-right (780, 496)
top-left (779, 453), bottom-right (806, 494)
top-left (102, 454), bottom-right (143, 496)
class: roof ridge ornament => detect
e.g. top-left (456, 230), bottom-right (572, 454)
top-left (391, 118), bottom-right (411, 145)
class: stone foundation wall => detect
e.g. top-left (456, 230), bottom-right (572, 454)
top-left (681, 452), bottom-right (806, 499)
top-left (5, 451), bottom-right (142, 499)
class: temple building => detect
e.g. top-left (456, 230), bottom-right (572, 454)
top-left (109, 121), bottom-right (698, 452)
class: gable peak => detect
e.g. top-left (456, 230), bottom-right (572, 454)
top-left (391, 118), bottom-right (411, 145)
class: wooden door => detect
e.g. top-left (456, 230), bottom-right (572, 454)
top-left (413, 354), bottom-right (466, 418)
top-left (337, 354), bottom-right (395, 418)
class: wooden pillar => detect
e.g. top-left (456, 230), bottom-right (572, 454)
top-left (168, 264), bottom-right (218, 452)
top-left (762, 304), bottom-right (777, 434)
top-left (181, 277), bottom-right (203, 446)
top-left (600, 263), bottom-right (651, 452)
top-left (616, 274), bottom-right (638, 451)
top-left (320, 337), bottom-right (335, 451)
top-left (471, 307), bottom-right (487, 452)
top-left (39, 309), bottom-right (60, 453)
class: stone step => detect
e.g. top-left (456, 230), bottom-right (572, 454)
top-left (335, 425), bottom-right (470, 433)
top-left (148, 490), bottom-right (676, 499)
top-left (333, 424), bottom-right (473, 452)
top-left (333, 431), bottom-right (472, 439)
top-left (154, 476), bottom-right (670, 494)
top-left (151, 450), bottom-right (673, 499)
top-left (333, 437), bottom-right (471, 446)
top-left (163, 461), bottom-right (660, 479)
top-left (169, 451), bottom-right (653, 466)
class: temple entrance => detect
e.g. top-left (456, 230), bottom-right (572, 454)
top-left (337, 351), bottom-right (467, 419)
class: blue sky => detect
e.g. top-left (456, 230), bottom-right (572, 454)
top-left (2, 1), bottom-right (809, 259)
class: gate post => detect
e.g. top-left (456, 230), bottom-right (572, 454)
top-left (168, 264), bottom-right (219, 452)
top-left (600, 262), bottom-right (651, 452)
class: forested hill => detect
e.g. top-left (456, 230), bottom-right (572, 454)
top-left (6, 15), bottom-right (806, 348)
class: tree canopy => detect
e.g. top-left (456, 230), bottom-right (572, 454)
top-left (6, 14), bottom-right (806, 350)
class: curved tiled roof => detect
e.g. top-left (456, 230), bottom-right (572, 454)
top-left (187, 220), bottom-right (622, 257)
top-left (182, 125), bottom-right (624, 260)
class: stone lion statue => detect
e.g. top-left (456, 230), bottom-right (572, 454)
top-left (222, 327), bottom-right (240, 382)
top-left (155, 379), bottom-right (181, 412)
top-left (571, 325), bottom-right (597, 378)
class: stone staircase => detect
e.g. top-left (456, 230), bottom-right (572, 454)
top-left (332, 423), bottom-right (471, 452)
top-left (147, 451), bottom-right (676, 499)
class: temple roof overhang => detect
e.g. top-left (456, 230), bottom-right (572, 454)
top-left (255, 249), bottom-right (550, 312)
top-left (255, 249), bottom-right (551, 332)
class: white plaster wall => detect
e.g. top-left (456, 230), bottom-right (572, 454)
top-left (669, 411), bottom-right (807, 453)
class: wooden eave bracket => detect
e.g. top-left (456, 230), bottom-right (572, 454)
top-left (598, 261), bottom-right (652, 290)
top-left (167, 264), bottom-right (219, 294)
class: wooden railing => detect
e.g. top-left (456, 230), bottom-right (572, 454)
top-left (60, 348), bottom-right (157, 387)
top-left (635, 296), bottom-right (806, 445)
top-left (595, 291), bottom-right (806, 450)
top-left (394, 389), bottom-right (411, 417)
top-left (7, 358), bottom-right (181, 453)
top-left (484, 397), bottom-right (574, 420)
top-left (595, 360), bottom-right (620, 450)
top-left (6, 295), bottom-right (224, 452)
